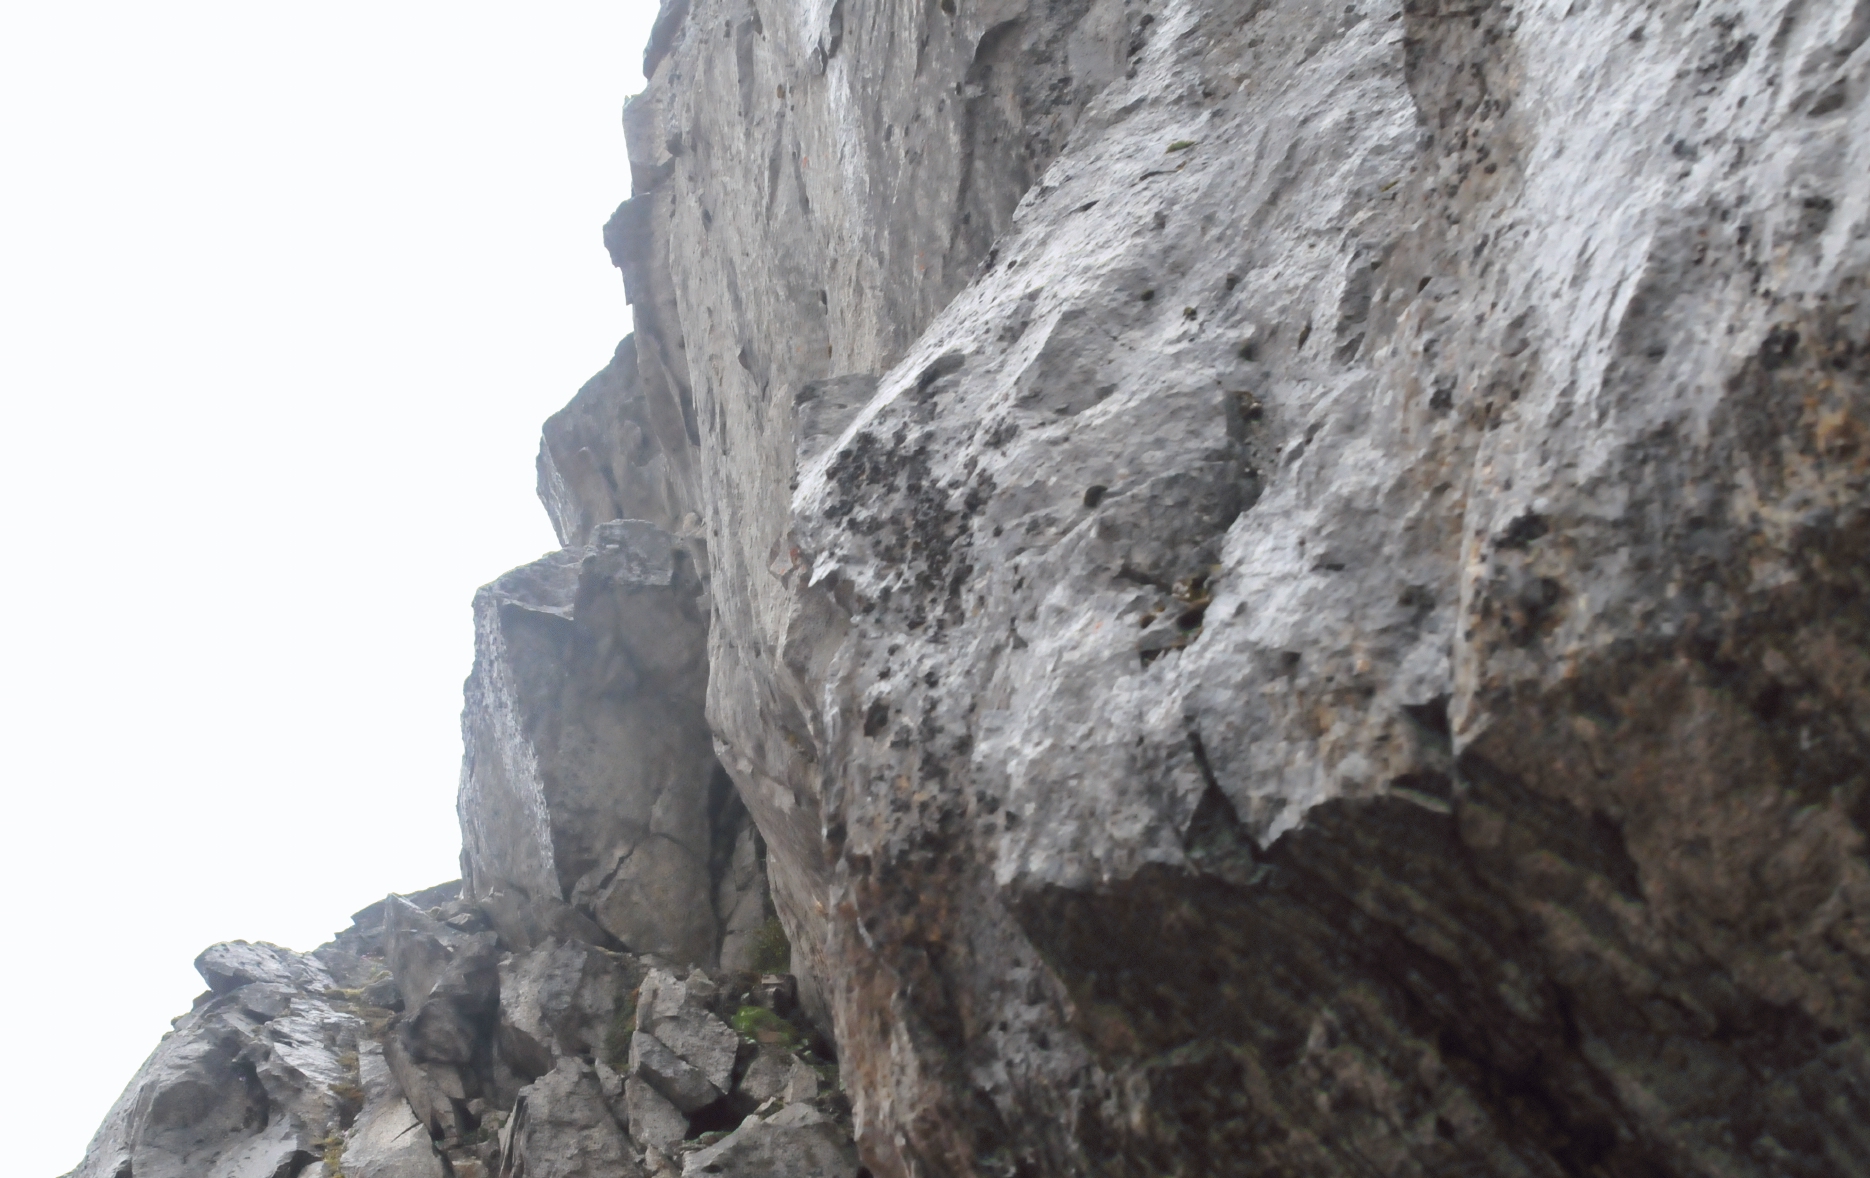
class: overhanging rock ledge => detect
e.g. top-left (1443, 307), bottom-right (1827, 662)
top-left (66, 0), bottom-right (1870, 1175)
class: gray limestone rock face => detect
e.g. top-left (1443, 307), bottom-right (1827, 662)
top-left (70, 944), bottom-right (361, 1178)
top-left (713, 821), bottom-right (772, 974)
top-left (499, 1057), bottom-right (644, 1178)
top-left (72, 0), bottom-right (1870, 1175)
top-left (679, 1106), bottom-right (859, 1178)
top-left (456, 515), bottom-right (765, 968)
top-left (607, 0), bottom-right (1167, 1041)
top-left (599, 0), bottom-right (1870, 1172)
top-left (497, 938), bottom-right (636, 1080)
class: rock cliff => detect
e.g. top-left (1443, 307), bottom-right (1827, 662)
top-left (69, 0), bottom-right (1870, 1175)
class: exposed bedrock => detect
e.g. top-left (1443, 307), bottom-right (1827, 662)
top-left (597, 0), bottom-right (1870, 1173)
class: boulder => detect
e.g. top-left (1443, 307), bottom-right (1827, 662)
top-left (382, 1023), bottom-right (462, 1143)
top-left (628, 1030), bottom-right (722, 1114)
top-left (733, 1046), bottom-right (793, 1108)
top-left (383, 896), bottom-right (500, 1075)
top-left (499, 1057), bottom-right (642, 1178)
top-left (679, 1106), bottom-right (858, 1178)
top-left (633, 969), bottom-right (738, 1095)
top-left (623, 1074), bottom-right (688, 1155)
top-left (194, 939), bottom-right (335, 996)
top-left (496, 938), bottom-right (633, 1079)
top-left (456, 520), bottom-right (751, 969)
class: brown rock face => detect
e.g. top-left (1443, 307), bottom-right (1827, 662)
top-left (599, 0), bottom-right (1870, 1173)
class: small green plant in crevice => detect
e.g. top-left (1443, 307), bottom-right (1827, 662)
top-left (749, 917), bottom-right (791, 974)
top-left (328, 1049), bottom-right (364, 1126)
top-left (602, 987), bottom-right (640, 1070)
top-left (731, 1005), bottom-right (803, 1050)
top-left (319, 1132), bottom-right (346, 1177)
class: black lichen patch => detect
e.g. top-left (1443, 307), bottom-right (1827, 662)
top-left (822, 425), bottom-right (995, 630)
top-left (864, 700), bottom-right (892, 737)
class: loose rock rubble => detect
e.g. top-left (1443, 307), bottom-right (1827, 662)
top-left (69, 883), bottom-right (849, 1178)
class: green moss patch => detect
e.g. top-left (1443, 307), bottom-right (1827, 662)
top-left (749, 917), bottom-right (791, 974)
top-left (602, 987), bottom-right (640, 1070)
top-left (731, 1005), bottom-right (803, 1049)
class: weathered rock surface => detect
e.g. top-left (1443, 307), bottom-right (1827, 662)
top-left (596, 0), bottom-right (1870, 1173)
top-left (70, 886), bottom-right (849, 1178)
top-left (497, 937), bottom-right (634, 1078)
top-left (339, 1044), bottom-right (446, 1178)
top-left (70, 942), bottom-right (363, 1178)
top-left (69, 0), bottom-right (1870, 1175)
top-left (456, 513), bottom-right (771, 970)
top-left (634, 969), bottom-right (741, 1098)
top-left (624, 1074), bottom-right (691, 1155)
top-left (499, 1057), bottom-right (644, 1178)
top-left (680, 1105), bottom-right (859, 1178)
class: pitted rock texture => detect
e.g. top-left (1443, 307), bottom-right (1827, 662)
top-left (67, 0), bottom-right (1870, 1175)
top-left (600, 0), bottom-right (1870, 1173)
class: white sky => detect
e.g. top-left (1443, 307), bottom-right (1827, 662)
top-left (0, 3), bottom-right (658, 1171)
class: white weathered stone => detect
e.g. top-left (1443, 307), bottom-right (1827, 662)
top-left (680, 1106), bottom-right (857, 1178)
top-left (623, 1075), bottom-right (688, 1155)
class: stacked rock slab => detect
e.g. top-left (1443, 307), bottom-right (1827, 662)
top-left (457, 513), bottom-right (771, 970)
top-left (597, 0), bottom-right (1870, 1173)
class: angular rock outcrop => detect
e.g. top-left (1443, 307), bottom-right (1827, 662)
top-left (497, 937), bottom-right (633, 1078)
top-left (70, 883), bottom-right (850, 1178)
top-left (72, 941), bottom-right (377, 1178)
top-left (339, 1043), bottom-right (445, 1178)
top-left (497, 1057), bottom-right (642, 1178)
top-left (457, 516), bottom-right (771, 970)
